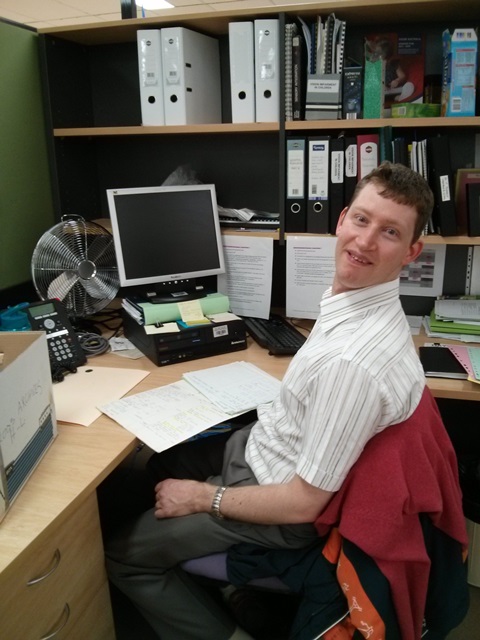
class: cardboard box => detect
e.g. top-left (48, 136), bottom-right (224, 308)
top-left (0, 332), bottom-right (57, 522)
top-left (441, 28), bottom-right (478, 117)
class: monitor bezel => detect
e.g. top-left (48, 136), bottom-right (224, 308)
top-left (107, 183), bottom-right (226, 289)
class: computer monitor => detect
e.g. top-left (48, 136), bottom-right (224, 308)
top-left (107, 184), bottom-right (225, 301)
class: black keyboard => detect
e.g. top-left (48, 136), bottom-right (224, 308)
top-left (219, 217), bottom-right (279, 229)
top-left (242, 314), bottom-right (307, 355)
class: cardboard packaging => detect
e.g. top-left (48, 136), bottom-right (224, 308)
top-left (441, 28), bottom-right (478, 117)
top-left (364, 33), bottom-right (425, 117)
top-left (0, 332), bottom-right (57, 522)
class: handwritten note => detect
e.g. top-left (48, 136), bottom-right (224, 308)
top-left (183, 361), bottom-right (281, 414)
top-left (100, 380), bottom-right (237, 452)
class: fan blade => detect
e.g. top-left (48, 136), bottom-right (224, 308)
top-left (86, 234), bottom-right (114, 265)
top-left (35, 232), bottom-right (81, 269)
top-left (80, 277), bottom-right (118, 300)
top-left (47, 271), bottom-right (78, 300)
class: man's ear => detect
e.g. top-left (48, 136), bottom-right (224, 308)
top-left (403, 240), bottom-right (424, 266)
top-left (336, 207), bottom-right (349, 235)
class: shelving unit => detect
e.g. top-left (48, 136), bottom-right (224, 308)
top-left (38, 0), bottom-right (480, 250)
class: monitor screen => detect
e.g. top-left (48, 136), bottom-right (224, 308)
top-left (107, 184), bottom-right (225, 296)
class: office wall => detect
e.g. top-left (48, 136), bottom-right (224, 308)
top-left (0, 20), bottom-right (54, 292)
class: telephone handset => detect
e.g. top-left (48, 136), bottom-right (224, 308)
top-left (25, 299), bottom-right (86, 379)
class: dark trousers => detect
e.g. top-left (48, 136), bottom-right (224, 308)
top-left (105, 423), bottom-right (318, 640)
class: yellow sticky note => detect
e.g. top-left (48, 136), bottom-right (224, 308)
top-left (178, 299), bottom-right (211, 325)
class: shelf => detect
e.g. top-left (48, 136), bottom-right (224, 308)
top-left (283, 233), bottom-right (480, 245)
top-left (422, 235), bottom-right (480, 245)
top-left (53, 123), bottom-right (279, 137)
top-left (53, 117), bottom-right (480, 138)
top-left (286, 117), bottom-right (480, 131)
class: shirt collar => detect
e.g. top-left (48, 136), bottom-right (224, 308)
top-left (320, 280), bottom-right (401, 333)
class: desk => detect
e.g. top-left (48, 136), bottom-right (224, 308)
top-left (0, 334), bottom-right (478, 639)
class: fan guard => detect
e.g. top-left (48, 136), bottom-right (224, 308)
top-left (31, 215), bottom-right (119, 318)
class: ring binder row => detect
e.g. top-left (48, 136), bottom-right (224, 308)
top-left (285, 129), bottom-right (460, 237)
top-left (286, 134), bottom-right (354, 235)
top-left (137, 27), bottom-right (221, 126)
top-left (138, 21), bottom-right (281, 126)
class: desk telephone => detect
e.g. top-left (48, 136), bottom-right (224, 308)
top-left (25, 299), bottom-right (86, 379)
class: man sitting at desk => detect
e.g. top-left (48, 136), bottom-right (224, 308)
top-left (106, 162), bottom-right (436, 639)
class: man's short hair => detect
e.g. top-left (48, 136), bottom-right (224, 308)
top-left (350, 162), bottom-right (434, 241)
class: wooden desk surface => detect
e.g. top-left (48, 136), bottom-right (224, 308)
top-left (0, 339), bottom-right (289, 577)
top-left (1, 331), bottom-right (479, 578)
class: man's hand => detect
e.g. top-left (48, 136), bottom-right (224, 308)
top-left (154, 478), bottom-right (216, 519)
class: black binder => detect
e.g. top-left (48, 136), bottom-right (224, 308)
top-left (343, 135), bottom-right (357, 207)
top-left (307, 136), bottom-right (330, 233)
top-left (285, 137), bottom-right (307, 232)
top-left (467, 182), bottom-right (480, 236)
top-left (329, 136), bottom-right (345, 233)
top-left (426, 135), bottom-right (457, 236)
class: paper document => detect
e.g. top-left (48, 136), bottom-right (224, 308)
top-left (217, 235), bottom-right (273, 319)
top-left (100, 380), bottom-right (238, 453)
top-left (53, 365), bottom-right (150, 426)
top-left (183, 361), bottom-right (281, 414)
top-left (399, 245), bottom-right (446, 297)
top-left (435, 298), bottom-right (480, 323)
top-left (286, 235), bottom-right (336, 319)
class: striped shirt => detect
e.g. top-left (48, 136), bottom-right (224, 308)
top-left (245, 280), bottom-right (425, 492)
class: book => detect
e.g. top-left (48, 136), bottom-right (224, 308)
top-left (455, 168), bottom-right (480, 235)
top-left (284, 22), bottom-right (298, 121)
top-left (365, 32), bottom-right (425, 116)
top-left (419, 345), bottom-right (468, 379)
top-left (122, 292), bottom-right (230, 326)
top-left (342, 65), bottom-right (363, 119)
top-left (292, 32), bottom-right (306, 120)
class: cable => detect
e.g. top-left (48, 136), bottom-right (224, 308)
top-left (77, 332), bottom-right (110, 357)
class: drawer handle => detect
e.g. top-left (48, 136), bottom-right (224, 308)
top-left (27, 548), bottom-right (61, 586)
top-left (40, 603), bottom-right (70, 640)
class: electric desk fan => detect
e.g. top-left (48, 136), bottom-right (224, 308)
top-left (31, 215), bottom-right (119, 320)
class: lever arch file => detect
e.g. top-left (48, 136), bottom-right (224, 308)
top-left (254, 19), bottom-right (280, 122)
top-left (229, 22), bottom-right (255, 123)
top-left (426, 135), bottom-right (457, 236)
top-left (137, 29), bottom-right (165, 125)
top-left (161, 27), bottom-right (221, 125)
top-left (344, 136), bottom-right (357, 206)
top-left (286, 137), bottom-right (307, 232)
top-left (307, 136), bottom-right (330, 233)
top-left (357, 133), bottom-right (379, 180)
top-left (329, 136), bottom-right (345, 233)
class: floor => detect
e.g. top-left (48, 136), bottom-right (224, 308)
top-left (446, 584), bottom-right (480, 639)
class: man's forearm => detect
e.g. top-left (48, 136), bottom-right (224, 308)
top-left (154, 475), bottom-right (333, 525)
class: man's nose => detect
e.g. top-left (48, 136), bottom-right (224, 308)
top-left (357, 227), bottom-right (377, 249)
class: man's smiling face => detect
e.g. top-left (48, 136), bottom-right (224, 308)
top-left (333, 182), bottom-right (424, 295)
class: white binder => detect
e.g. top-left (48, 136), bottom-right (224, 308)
top-left (137, 29), bottom-right (165, 125)
top-left (254, 19), bottom-right (280, 122)
top-left (161, 27), bottom-right (221, 126)
top-left (229, 21), bottom-right (255, 123)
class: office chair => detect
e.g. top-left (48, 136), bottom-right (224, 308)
top-left (182, 387), bottom-right (470, 640)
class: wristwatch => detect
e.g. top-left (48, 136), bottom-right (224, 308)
top-left (211, 485), bottom-right (227, 519)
